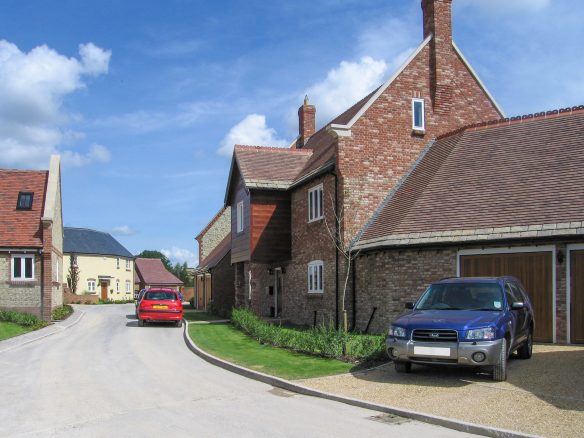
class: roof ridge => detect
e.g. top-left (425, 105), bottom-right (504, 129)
top-left (65, 226), bottom-right (112, 235)
top-left (234, 144), bottom-right (313, 154)
top-left (195, 207), bottom-right (228, 241)
top-left (437, 104), bottom-right (584, 140)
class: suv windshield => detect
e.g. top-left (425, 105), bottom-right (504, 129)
top-left (416, 282), bottom-right (503, 311)
top-left (144, 291), bottom-right (176, 301)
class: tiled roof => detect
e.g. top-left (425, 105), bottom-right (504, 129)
top-left (234, 145), bottom-right (312, 189)
top-left (0, 169), bottom-right (48, 248)
top-left (198, 233), bottom-right (231, 272)
top-left (135, 258), bottom-right (183, 285)
top-left (357, 108), bottom-right (584, 249)
top-left (64, 227), bottom-right (133, 257)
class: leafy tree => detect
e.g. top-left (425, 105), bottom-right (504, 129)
top-left (136, 250), bottom-right (172, 272)
top-left (67, 255), bottom-right (80, 294)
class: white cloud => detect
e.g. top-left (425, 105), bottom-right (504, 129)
top-left (111, 225), bottom-right (135, 236)
top-left (458, 0), bottom-right (550, 13)
top-left (0, 39), bottom-right (111, 168)
top-left (217, 114), bottom-right (288, 157)
top-left (161, 246), bottom-right (198, 267)
top-left (61, 143), bottom-right (111, 167)
top-left (305, 57), bottom-right (388, 126)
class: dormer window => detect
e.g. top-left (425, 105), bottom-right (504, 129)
top-left (412, 98), bottom-right (425, 132)
top-left (17, 192), bottom-right (34, 210)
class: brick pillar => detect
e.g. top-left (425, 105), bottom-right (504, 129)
top-left (41, 220), bottom-right (53, 321)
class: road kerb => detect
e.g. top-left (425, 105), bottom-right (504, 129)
top-left (0, 307), bottom-right (85, 354)
top-left (183, 320), bottom-right (540, 438)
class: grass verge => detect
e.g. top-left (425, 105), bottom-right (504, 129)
top-left (0, 321), bottom-right (32, 341)
top-left (188, 322), bottom-right (356, 380)
top-left (183, 309), bottom-right (226, 322)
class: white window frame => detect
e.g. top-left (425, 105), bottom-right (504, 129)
top-left (308, 260), bottom-right (324, 294)
top-left (87, 280), bottom-right (96, 293)
top-left (125, 280), bottom-right (131, 293)
top-left (125, 259), bottom-right (130, 270)
top-left (11, 255), bottom-right (35, 281)
top-left (116, 280), bottom-right (120, 293)
top-left (116, 257), bottom-right (120, 269)
top-left (308, 184), bottom-right (324, 223)
top-left (412, 98), bottom-right (425, 131)
top-left (237, 201), bottom-right (244, 233)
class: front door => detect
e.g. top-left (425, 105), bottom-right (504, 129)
top-left (100, 282), bottom-right (108, 300)
top-left (571, 250), bottom-right (584, 343)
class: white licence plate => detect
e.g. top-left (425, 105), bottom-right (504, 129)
top-left (413, 346), bottom-right (451, 357)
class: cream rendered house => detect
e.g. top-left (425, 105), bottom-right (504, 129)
top-left (63, 227), bottom-right (134, 301)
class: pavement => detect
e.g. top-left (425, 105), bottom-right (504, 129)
top-left (0, 304), bottom-right (476, 437)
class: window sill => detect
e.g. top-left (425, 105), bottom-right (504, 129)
top-left (308, 217), bottom-right (324, 224)
top-left (307, 291), bottom-right (324, 297)
top-left (412, 128), bottom-right (426, 136)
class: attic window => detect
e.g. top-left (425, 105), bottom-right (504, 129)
top-left (412, 98), bottom-right (425, 132)
top-left (17, 192), bottom-right (34, 210)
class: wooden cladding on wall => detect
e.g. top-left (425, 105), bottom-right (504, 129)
top-left (230, 170), bottom-right (251, 264)
top-left (251, 191), bottom-right (291, 264)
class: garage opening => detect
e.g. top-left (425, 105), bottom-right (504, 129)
top-left (570, 250), bottom-right (584, 344)
top-left (459, 250), bottom-right (554, 343)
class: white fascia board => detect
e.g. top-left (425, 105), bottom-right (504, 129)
top-left (452, 41), bottom-right (505, 118)
top-left (327, 124), bottom-right (352, 137)
top-left (341, 34), bottom-right (434, 130)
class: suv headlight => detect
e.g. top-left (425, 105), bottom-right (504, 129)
top-left (466, 327), bottom-right (496, 340)
top-left (388, 326), bottom-right (406, 338)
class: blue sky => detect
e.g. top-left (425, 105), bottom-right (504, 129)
top-left (1, 0), bottom-right (583, 266)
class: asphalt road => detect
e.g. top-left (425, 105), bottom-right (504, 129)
top-left (0, 305), bottom-right (476, 437)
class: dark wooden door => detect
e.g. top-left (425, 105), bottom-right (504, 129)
top-left (571, 250), bottom-right (584, 344)
top-left (460, 251), bottom-right (553, 342)
top-left (101, 282), bottom-right (108, 300)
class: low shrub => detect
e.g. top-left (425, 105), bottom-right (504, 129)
top-left (52, 305), bottom-right (73, 321)
top-left (97, 298), bottom-right (135, 304)
top-left (0, 310), bottom-right (48, 330)
top-left (230, 308), bottom-right (384, 361)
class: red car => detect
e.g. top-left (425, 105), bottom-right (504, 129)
top-left (137, 289), bottom-right (183, 327)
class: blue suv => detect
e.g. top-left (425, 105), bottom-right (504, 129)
top-left (386, 277), bottom-right (534, 381)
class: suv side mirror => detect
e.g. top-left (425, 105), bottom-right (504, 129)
top-left (405, 302), bottom-right (414, 310)
top-left (511, 302), bottom-right (525, 310)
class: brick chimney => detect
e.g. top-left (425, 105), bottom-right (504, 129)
top-left (422, 0), bottom-right (454, 114)
top-left (297, 95), bottom-right (316, 148)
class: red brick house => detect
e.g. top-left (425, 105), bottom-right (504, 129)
top-left (353, 108), bottom-right (584, 344)
top-left (224, 0), bottom-right (503, 327)
top-left (194, 207), bottom-right (234, 316)
top-left (134, 258), bottom-right (183, 291)
top-left (0, 155), bottom-right (64, 320)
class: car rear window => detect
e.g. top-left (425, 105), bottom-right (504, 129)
top-left (144, 291), bottom-right (176, 301)
top-left (417, 283), bottom-right (503, 311)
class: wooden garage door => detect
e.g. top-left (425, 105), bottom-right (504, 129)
top-left (570, 250), bottom-right (584, 344)
top-left (460, 252), bottom-right (553, 342)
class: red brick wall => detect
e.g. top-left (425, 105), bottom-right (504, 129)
top-left (338, 40), bottom-right (502, 243)
top-left (284, 174), bottom-right (339, 326)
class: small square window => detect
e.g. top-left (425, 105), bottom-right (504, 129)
top-left (12, 255), bottom-right (35, 281)
top-left (16, 192), bottom-right (34, 210)
top-left (412, 98), bottom-right (425, 131)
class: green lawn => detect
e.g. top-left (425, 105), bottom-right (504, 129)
top-left (183, 309), bottom-right (227, 322)
top-left (0, 321), bottom-right (32, 341)
top-left (188, 323), bottom-right (355, 380)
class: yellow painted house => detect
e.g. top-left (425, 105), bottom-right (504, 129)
top-left (63, 227), bottom-right (134, 301)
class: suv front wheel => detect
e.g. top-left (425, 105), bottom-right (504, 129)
top-left (517, 329), bottom-right (533, 359)
top-left (492, 338), bottom-right (508, 381)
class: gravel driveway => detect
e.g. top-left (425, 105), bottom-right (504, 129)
top-left (300, 345), bottom-right (584, 438)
